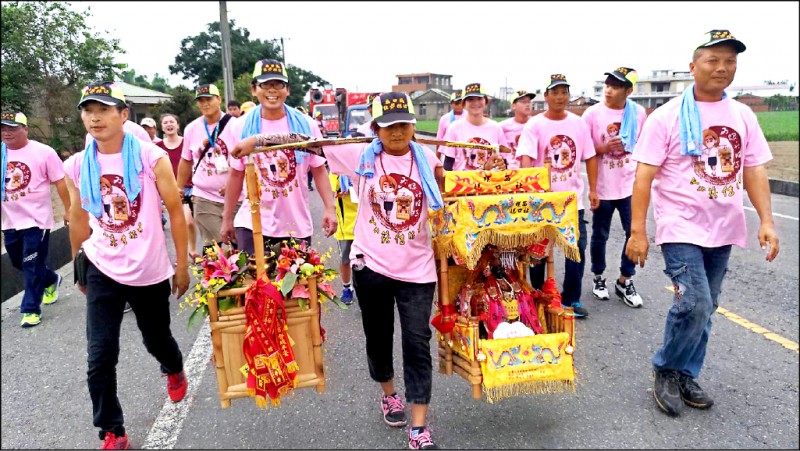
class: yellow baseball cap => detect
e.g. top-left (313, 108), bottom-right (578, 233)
top-left (1, 111), bottom-right (28, 127)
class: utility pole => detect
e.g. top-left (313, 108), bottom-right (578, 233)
top-left (280, 37), bottom-right (286, 65)
top-left (219, 1), bottom-right (235, 105)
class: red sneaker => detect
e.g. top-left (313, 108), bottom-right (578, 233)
top-left (101, 432), bottom-right (130, 450)
top-left (167, 370), bottom-right (187, 402)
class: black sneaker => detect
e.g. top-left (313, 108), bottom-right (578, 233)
top-left (653, 369), bottom-right (684, 417)
top-left (564, 301), bottom-right (588, 318)
top-left (679, 374), bottom-right (714, 409)
top-left (381, 393), bottom-right (407, 427)
top-left (592, 275), bottom-right (610, 300)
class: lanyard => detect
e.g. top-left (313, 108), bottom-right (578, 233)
top-left (203, 115), bottom-right (220, 151)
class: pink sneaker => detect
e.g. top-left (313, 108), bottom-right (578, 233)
top-left (380, 393), bottom-right (407, 427)
top-left (408, 427), bottom-right (438, 449)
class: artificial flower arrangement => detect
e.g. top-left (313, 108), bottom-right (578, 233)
top-left (182, 238), bottom-right (346, 328)
top-left (181, 241), bottom-right (250, 329)
top-left (268, 237), bottom-right (346, 310)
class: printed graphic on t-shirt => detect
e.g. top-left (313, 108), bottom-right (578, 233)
top-left (254, 149), bottom-right (301, 198)
top-left (368, 172), bottom-right (424, 244)
top-left (198, 138), bottom-right (231, 176)
top-left (463, 137), bottom-right (492, 170)
top-left (689, 125), bottom-right (742, 199)
top-left (508, 134), bottom-right (521, 153)
top-left (99, 174), bottom-right (142, 246)
top-left (601, 122), bottom-right (629, 169)
top-left (3, 161), bottom-right (32, 201)
top-left (544, 134), bottom-right (577, 182)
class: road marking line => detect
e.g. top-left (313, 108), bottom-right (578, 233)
top-left (743, 206), bottom-right (798, 221)
top-left (664, 285), bottom-right (799, 353)
top-left (143, 319), bottom-right (212, 449)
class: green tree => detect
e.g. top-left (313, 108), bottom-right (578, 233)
top-left (172, 20), bottom-right (327, 107)
top-left (1, 1), bottom-right (125, 153)
top-left (169, 20), bottom-right (281, 84)
top-left (149, 87), bottom-right (200, 135)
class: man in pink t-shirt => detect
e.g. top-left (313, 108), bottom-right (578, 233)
top-left (64, 81), bottom-right (190, 449)
top-left (219, 58), bottom-right (337, 255)
top-left (176, 83), bottom-right (237, 248)
top-left (2, 111), bottom-right (70, 327)
top-left (518, 74), bottom-right (599, 318)
top-left (434, 89), bottom-right (464, 159)
top-left (582, 67), bottom-right (648, 308)
top-left (440, 83), bottom-right (509, 172)
top-left (499, 90), bottom-right (536, 170)
top-left (624, 31), bottom-right (779, 418)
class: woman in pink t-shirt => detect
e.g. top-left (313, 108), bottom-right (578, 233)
top-left (232, 92), bottom-right (445, 450)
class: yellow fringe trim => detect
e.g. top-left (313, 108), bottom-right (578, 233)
top-left (255, 396), bottom-right (268, 408)
top-left (437, 227), bottom-right (581, 270)
top-left (287, 361), bottom-right (300, 374)
top-left (483, 379), bottom-right (576, 404)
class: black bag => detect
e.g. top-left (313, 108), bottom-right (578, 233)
top-left (74, 248), bottom-right (89, 286)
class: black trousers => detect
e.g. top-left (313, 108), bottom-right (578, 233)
top-left (85, 260), bottom-right (183, 439)
top-left (353, 265), bottom-right (436, 404)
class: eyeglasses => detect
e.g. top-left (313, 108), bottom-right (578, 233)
top-left (258, 81), bottom-right (287, 90)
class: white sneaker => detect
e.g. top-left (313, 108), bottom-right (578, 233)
top-left (592, 275), bottom-right (610, 300)
top-left (615, 279), bottom-right (643, 308)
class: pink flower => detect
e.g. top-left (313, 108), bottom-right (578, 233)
top-left (291, 285), bottom-right (310, 299)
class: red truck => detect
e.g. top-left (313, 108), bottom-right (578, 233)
top-left (308, 88), bottom-right (370, 137)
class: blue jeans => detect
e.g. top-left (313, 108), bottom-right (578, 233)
top-left (353, 265), bottom-right (436, 405)
top-left (3, 227), bottom-right (58, 315)
top-left (589, 196), bottom-right (636, 278)
top-left (652, 243), bottom-right (731, 379)
top-left (529, 209), bottom-right (587, 306)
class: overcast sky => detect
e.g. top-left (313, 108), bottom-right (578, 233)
top-left (77, 1), bottom-right (799, 100)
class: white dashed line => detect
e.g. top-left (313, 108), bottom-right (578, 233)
top-left (143, 319), bottom-right (212, 449)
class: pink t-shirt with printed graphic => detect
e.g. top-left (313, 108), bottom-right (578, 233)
top-left (221, 113), bottom-right (325, 238)
top-left (85, 120), bottom-right (151, 147)
top-left (63, 142), bottom-right (174, 286)
top-left (181, 113), bottom-right (236, 204)
top-left (499, 117), bottom-right (528, 169)
top-left (436, 110), bottom-right (467, 141)
top-left (633, 96), bottom-right (771, 248)
top-left (582, 102), bottom-right (647, 200)
top-left (2, 140), bottom-right (65, 230)
top-left (324, 142), bottom-right (441, 284)
top-left (515, 112), bottom-right (596, 211)
top-left (440, 118), bottom-right (508, 171)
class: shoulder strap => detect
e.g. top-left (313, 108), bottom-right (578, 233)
top-left (193, 114), bottom-right (233, 174)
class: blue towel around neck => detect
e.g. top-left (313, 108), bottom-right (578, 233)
top-left (1, 142), bottom-right (7, 201)
top-left (240, 103), bottom-right (311, 164)
top-left (619, 99), bottom-right (639, 153)
top-left (449, 109), bottom-right (456, 124)
top-left (339, 175), bottom-right (352, 193)
top-left (355, 139), bottom-right (443, 211)
top-left (80, 132), bottom-right (143, 218)
top-left (679, 83), bottom-right (728, 156)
